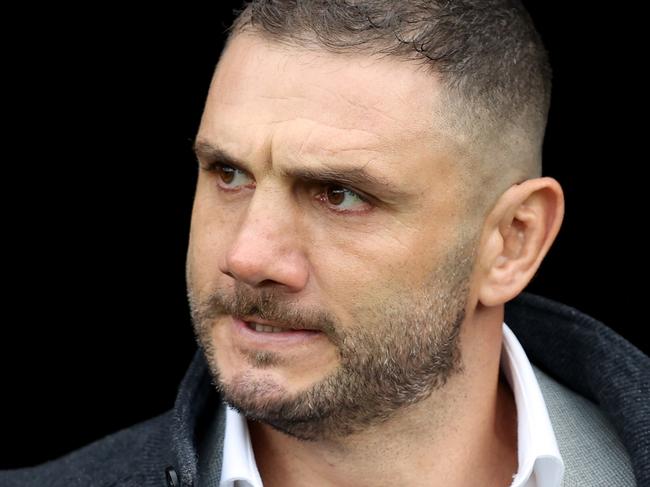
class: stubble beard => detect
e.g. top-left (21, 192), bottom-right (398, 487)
top-left (187, 235), bottom-right (477, 443)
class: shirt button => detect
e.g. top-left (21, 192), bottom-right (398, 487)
top-left (165, 466), bottom-right (179, 487)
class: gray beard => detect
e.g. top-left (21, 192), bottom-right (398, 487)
top-left (188, 236), bottom-right (476, 442)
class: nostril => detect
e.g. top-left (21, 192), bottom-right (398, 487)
top-left (259, 279), bottom-right (277, 287)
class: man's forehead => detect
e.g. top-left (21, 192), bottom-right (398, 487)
top-left (209, 32), bottom-right (446, 134)
top-left (198, 33), bottom-right (463, 203)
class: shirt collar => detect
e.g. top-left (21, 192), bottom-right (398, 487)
top-left (501, 322), bottom-right (564, 487)
top-left (219, 322), bottom-right (565, 487)
top-left (219, 405), bottom-right (264, 487)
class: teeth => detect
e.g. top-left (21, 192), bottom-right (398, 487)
top-left (249, 322), bottom-right (287, 333)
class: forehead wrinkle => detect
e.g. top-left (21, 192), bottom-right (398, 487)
top-left (333, 91), bottom-right (404, 125)
top-left (282, 118), bottom-right (386, 165)
top-left (249, 70), bottom-right (411, 132)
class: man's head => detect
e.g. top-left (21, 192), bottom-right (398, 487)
top-left (186, 0), bottom-right (563, 443)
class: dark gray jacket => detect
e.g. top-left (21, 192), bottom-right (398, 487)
top-left (1, 292), bottom-right (648, 487)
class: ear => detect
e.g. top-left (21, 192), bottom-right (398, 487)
top-left (477, 177), bottom-right (565, 307)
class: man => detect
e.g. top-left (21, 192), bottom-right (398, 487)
top-left (2, 1), bottom-right (648, 486)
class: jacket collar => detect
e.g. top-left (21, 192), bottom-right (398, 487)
top-left (169, 344), bottom-right (221, 487)
top-left (504, 292), bottom-right (649, 485)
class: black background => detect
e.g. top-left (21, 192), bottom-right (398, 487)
top-left (2, 2), bottom-right (646, 469)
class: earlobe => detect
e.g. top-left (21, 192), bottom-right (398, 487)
top-left (478, 177), bottom-right (565, 307)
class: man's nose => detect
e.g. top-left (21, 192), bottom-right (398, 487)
top-left (219, 194), bottom-right (309, 292)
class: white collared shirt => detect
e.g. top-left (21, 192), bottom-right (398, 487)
top-left (218, 322), bottom-right (565, 487)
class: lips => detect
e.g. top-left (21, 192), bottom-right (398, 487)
top-left (231, 316), bottom-right (324, 348)
top-left (239, 315), bottom-right (302, 331)
top-left (247, 322), bottom-right (296, 333)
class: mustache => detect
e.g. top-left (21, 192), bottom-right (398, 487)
top-left (192, 282), bottom-right (338, 336)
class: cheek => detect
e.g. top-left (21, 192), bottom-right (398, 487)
top-left (187, 193), bottom-right (233, 286)
top-left (308, 225), bottom-right (436, 311)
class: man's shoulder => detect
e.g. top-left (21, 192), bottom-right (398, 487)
top-left (533, 365), bottom-right (636, 487)
top-left (506, 292), bottom-right (649, 486)
top-left (0, 409), bottom-right (176, 487)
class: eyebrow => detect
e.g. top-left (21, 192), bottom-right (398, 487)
top-left (193, 138), bottom-right (245, 167)
top-left (192, 138), bottom-right (407, 200)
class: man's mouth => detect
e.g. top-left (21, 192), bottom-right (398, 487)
top-left (245, 321), bottom-right (300, 333)
top-left (240, 315), bottom-right (318, 334)
top-left (231, 316), bottom-right (324, 348)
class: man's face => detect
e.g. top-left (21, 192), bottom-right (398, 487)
top-left (187, 33), bottom-right (481, 441)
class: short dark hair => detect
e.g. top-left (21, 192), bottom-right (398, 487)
top-left (224, 0), bottom-right (552, 226)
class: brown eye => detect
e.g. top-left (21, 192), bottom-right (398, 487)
top-left (218, 166), bottom-right (235, 184)
top-left (319, 185), bottom-right (370, 212)
top-left (211, 164), bottom-right (254, 190)
top-left (326, 186), bottom-right (346, 205)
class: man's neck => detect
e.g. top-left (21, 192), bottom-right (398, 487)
top-left (247, 326), bottom-right (518, 487)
